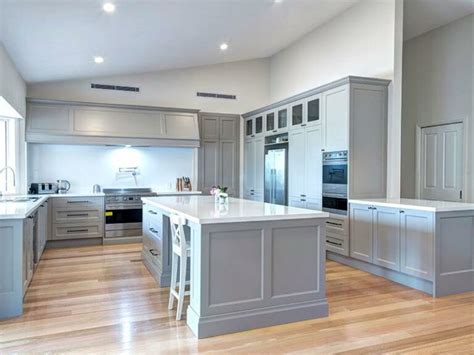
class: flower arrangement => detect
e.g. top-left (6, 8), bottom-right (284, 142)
top-left (210, 186), bottom-right (228, 204)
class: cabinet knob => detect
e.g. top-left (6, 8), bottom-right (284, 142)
top-left (400, 210), bottom-right (405, 214)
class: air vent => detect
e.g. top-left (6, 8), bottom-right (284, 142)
top-left (91, 83), bottom-right (140, 92)
top-left (197, 92), bottom-right (237, 100)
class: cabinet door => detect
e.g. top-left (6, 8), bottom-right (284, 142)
top-left (304, 125), bottom-right (323, 200)
top-left (254, 115), bottom-right (264, 137)
top-left (201, 115), bottom-right (219, 140)
top-left (38, 202), bottom-right (48, 258)
top-left (254, 137), bottom-right (265, 194)
top-left (220, 140), bottom-right (238, 196)
top-left (323, 85), bottom-right (349, 152)
top-left (26, 103), bottom-right (72, 134)
top-left (219, 116), bottom-right (238, 140)
top-left (265, 111), bottom-right (277, 134)
top-left (400, 209), bottom-right (434, 280)
top-left (201, 140), bottom-right (219, 193)
top-left (288, 129), bottom-right (306, 198)
top-left (162, 112), bottom-right (199, 140)
top-left (277, 107), bottom-right (288, 130)
top-left (350, 204), bottom-right (373, 263)
top-left (373, 207), bottom-right (400, 271)
top-left (23, 218), bottom-right (34, 293)
top-left (290, 101), bottom-right (305, 129)
top-left (306, 94), bottom-right (321, 126)
top-left (245, 118), bottom-right (254, 138)
top-left (244, 139), bottom-right (255, 194)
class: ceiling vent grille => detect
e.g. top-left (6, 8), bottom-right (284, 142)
top-left (197, 92), bottom-right (236, 100)
top-left (91, 83), bottom-right (140, 92)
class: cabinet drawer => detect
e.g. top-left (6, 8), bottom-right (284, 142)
top-left (52, 208), bottom-right (103, 224)
top-left (52, 196), bottom-right (104, 210)
top-left (52, 223), bottom-right (103, 240)
top-left (326, 232), bottom-right (349, 256)
top-left (326, 215), bottom-right (348, 236)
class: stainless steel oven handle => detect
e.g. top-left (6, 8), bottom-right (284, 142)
top-left (105, 204), bottom-right (143, 210)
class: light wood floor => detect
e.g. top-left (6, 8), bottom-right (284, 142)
top-left (0, 244), bottom-right (473, 354)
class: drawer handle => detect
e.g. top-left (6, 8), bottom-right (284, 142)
top-left (67, 213), bottom-right (89, 217)
top-left (67, 229), bottom-right (89, 233)
top-left (300, 199), bottom-right (306, 202)
top-left (327, 221), bottom-right (343, 227)
top-left (149, 227), bottom-right (158, 234)
top-left (300, 194), bottom-right (306, 197)
top-left (327, 240), bottom-right (343, 247)
top-left (273, 130), bottom-right (277, 133)
top-left (148, 210), bottom-right (158, 215)
top-left (301, 123), bottom-right (307, 127)
top-left (67, 201), bottom-right (90, 204)
top-left (149, 249), bottom-right (160, 256)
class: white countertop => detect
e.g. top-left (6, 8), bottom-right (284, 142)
top-left (349, 198), bottom-right (474, 212)
top-left (42, 192), bottom-right (105, 198)
top-left (142, 195), bottom-right (329, 224)
top-left (0, 196), bottom-right (48, 220)
top-left (154, 191), bottom-right (202, 196)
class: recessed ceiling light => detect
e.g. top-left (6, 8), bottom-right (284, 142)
top-left (274, 0), bottom-right (283, 3)
top-left (94, 56), bottom-right (104, 64)
top-left (220, 43), bottom-right (229, 51)
top-left (103, 2), bottom-right (116, 13)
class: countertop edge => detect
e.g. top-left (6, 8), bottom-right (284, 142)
top-left (348, 199), bottom-right (474, 212)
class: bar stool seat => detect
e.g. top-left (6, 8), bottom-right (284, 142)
top-left (168, 214), bottom-right (190, 320)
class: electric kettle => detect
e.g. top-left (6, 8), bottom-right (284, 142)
top-left (57, 179), bottom-right (71, 194)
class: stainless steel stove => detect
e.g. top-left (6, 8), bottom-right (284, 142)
top-left (103, 187), bottom-right (157, 240)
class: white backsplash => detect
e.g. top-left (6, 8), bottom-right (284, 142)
top-left (27, 144), bottom-right (196, 193)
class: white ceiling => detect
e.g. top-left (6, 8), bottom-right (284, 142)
top-left (0, 0), bottom-right (358, 83)
top-left (404, 0), bottom-right (474, 41)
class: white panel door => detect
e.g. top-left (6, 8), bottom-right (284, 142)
top-left (288, 129), bottom-right (306, 198)
top-left (373, 206), bottom-right (400, 271)
top-left (254, 137), bottom-right (265, 195)
top-left (350, 204), bottom-right (373, 263)
top-left (420, 123), bottom-right (463, 201)
top-left (244, 139), bottom-right (255, 195)
top-left (323, 85), bottom-right (349, 152)
top-left (305, 125), bottom-right (323, 200)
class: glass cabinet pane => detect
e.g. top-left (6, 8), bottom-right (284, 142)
top-left (255, 116), bottom-right (263, 134)
top-left (292, 104), bottom-right (303, 126)
top-left (307, 98), bottom-right (320, 122)
top-left (278, 109), bottom-right (287, 129)
top-left (266, 113), bottom-right (275, 131)
top-left (246, 119), bottom-right (253, 136)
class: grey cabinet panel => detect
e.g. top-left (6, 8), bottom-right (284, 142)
top-left (201, 140), bottom-right (219, 193)
top-left (52, 223), bottom-right (103, 240)
top-left (198, 114), bottom-right (240, 197)
top-left (305, 125), bottom-right (323, 199)
top-left (26, 103), bottom-right (71, 133)
top-left (400, 209), bottom-right (434, 280)
top-left (23, 218), bottom-right (34, 294)
top-left (323, 84), bottom-right (349, 152)
top-left (373, 207), bottom-right (400, 271)
top-left (220, 141), bottom-right (238, 196)
top-left (289, 129), bottom-right (305, 198)
top-left (350, 204), bottom-right (373, 263)
top-left (163, 112), bottom-right (200, 140)
top-left (254, 137), bottom-right (265, 194)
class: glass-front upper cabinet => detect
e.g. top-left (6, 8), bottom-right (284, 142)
top-left (255, 115), bottom-right (263, 136)
top-left (290, 100), bottom-right (305, 129)
top-left (245, 117), bottom-right (254, 138)
top-left (277, 106), bottom-right (288, 131)
top-left (306, 94), bottom-right (321, 126)
top-left (266, 111), bottom-right (276, 134)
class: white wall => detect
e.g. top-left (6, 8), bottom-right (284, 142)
top-left (269, 0), bottom-right (395, 102)
top-left (0, 43), bottom-right (26, 118)
top-left (401, 14), bottom-right (474, 201)
top-left (27, 58), bottom-right (270, 115)
top-left (27, 144), bottom-right (195, 193)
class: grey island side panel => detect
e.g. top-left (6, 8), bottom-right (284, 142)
top-left (147, 204), bottom-right (329, 338)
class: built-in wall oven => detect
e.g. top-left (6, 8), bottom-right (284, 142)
top-left (322, 150), bottom-right (348, 215)
top-left (104, 188), bottom-right (157, 239)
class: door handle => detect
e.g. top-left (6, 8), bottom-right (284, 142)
top-left (149, 249), bottom-right (160, 256)
top-left (148, 210), bottom-right (158, 215)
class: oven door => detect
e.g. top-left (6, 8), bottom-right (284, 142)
top-left (323, 161), bottom-right (348, 195)
top-left (105, 203), bottom-right (143, 236)
top-left (322, 195), bottom-right (348, 215)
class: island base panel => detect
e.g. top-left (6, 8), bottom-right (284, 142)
top-left (187, 300), bottom-right (328, 339)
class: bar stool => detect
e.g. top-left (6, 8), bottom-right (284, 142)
top-left (168, 214), bottom-right (191, 320)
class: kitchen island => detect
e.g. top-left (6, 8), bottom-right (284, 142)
top-left (141, 195), bottom-right (329, 338)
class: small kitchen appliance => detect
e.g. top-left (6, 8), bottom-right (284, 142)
top-left (57, 179), bottom-right (71, 194)
top-left (29, 182), bottom-right (58, 195)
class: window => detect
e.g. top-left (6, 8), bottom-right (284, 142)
top-left (0, 118), bottom-right (16, 194)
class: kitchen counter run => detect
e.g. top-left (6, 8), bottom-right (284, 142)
top-left (0, 196), bottom-right (48, 220)
top-left (349, 198), bottom-right (474, 212)
top-left (142, 195), bottom-right (328, 224)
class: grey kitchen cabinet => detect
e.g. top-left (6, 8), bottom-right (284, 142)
top-left (243, 136), bottom-right (264, 201)
top-left (23, 216), bottom-right (34, 294)
top-left (245, 114), bottom-right (264, 138)
top-left (400, 209), bottom-right (434, 280)
top-left (51, 196), bottom-right (104, 240)
top-left (36, 201), bottom-right (48, 264)
top-left (350, 204), bottom-right (400, 269)
top-left (373, 206), bottom-right (400, 271)
top-left (349, 204), bottom-right (374, 263)
top-left (198, 113), bottom-right (240, 196)
top-left (323, 85), bottom-right (349, 152)
top-left (265, 110), bottom-right (276, 134)
top-left (290, 100), bottom-right (305, 129)
top-left (289, 95), bottom-right (321, 130)
top-left (277, 106), bottom-right (288, 132)
top-left (288, 125), bottom-right (323, 210)
top-left (26, 99), bottom-right (200, 147)
top-left (325, 214), bottom-right (349, 256)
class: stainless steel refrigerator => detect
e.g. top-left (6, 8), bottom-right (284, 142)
top-left (264, 144), bottom-right (288, 206)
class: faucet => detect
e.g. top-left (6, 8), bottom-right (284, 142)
top-left (0, 166), bottom-right (16, 196)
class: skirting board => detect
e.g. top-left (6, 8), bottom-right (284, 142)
top-left (46, 238), bottom-right (103, 249)
top-left (327, 252), bottom-right (433, 296)
top-left (102, 236), bottom-right (142, 245)
top-left (186, 299), bottom-right (329, 339)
